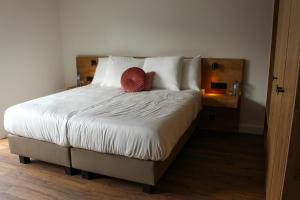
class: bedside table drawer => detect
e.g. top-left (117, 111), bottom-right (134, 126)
top-left (198, 106), bottom-right (240, 133)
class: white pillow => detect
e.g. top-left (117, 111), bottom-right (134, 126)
top-left (102, 56), bottom-right (145, 87)
top-left (143, 56), bottom-right (183, 91)
top-left (92, 57), bottom-right (109, 85)
top-left (181, 56), bottom-right (201, 90)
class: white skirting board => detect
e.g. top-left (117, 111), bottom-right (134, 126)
top-left (239, 123), bottom-right (264, 135)
top-left (0, 127), bottom-right (8, 139)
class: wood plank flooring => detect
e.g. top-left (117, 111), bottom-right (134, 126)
top-left (0, 132), bottom-right (265, 200)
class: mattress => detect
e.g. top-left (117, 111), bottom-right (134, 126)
top-left (4, 85), bottom-right (201, 160)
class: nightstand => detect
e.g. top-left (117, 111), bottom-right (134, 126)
top-left (198, 93), bottom-right (241, 133)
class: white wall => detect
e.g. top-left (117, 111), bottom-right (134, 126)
top-left (0, 0), bottom-right (64, 139)
top-left (0, 0), bottom-right (274, 137)
top-left (60, 0), bottom-right (274, 134)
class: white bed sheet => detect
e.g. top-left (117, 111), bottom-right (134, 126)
top-left (4, 85), bottom-right (201, 161)
top-left (4, 85), bottom-right (122, 146)
top-left (67, 87), bottom-right (201, 161)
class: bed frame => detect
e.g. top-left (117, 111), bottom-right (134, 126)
top-left (71, 116), bottom-right (199, 193)
top-left (7, 116), bottom-right (199, 193)
top-left (7, 135), bottom-right (76, 175)
top-left (7, 55), bottom-right (244, 194)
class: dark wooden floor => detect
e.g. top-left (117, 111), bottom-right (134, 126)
top-left (0, 131), bottom-right (265, 200)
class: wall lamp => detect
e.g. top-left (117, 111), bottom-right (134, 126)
top-left (211, 62), bottom-right (218, 70)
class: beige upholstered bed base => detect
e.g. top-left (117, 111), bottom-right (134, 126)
top-left (7, 116), bottom-right (199, 193)
top-left (7, 135), bottom-right (74, 174)
top-left (71, 117), bottom-right (198, 186)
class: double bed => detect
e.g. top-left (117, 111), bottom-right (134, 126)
top-left (4, 82), bottom-right (201, 193)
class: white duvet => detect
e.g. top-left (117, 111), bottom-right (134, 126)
top-left (4, 85), bottom-right (201, 161)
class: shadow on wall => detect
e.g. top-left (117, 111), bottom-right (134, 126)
top-left (239, 60), bottom-right (266, 134)
top-left (239, 97), bottom-right (265, 134)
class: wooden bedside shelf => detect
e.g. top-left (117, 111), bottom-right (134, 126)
top-left (198, 106), bottom-right (240, 133)
top-left (202, 93), bottom-right (240, 109)
top-left (199, 93), bottom-right (241, 133)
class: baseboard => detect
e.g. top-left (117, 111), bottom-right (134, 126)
top-left (239, 123), bottom-right (264, 135)
top-left (0, 128), bottom-right (8, 139)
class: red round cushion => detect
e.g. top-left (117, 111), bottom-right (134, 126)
top-left (121, 67), bottom-right (146, 92)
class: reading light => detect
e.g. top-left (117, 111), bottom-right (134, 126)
top-left (205, 93), bottom-right (221, 97)
top-left (211, 62), bottom-right (218, 70)
top-left (91, 59), bottom-right (97, 66)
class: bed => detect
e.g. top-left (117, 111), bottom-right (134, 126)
top-left (5, 85), bottom-right (120, 174)
top-left (4, 55), bottom-right (205, 193)
top-left (5, 86), bottom-right (201, 192)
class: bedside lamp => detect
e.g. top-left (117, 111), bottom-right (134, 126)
top-left (211, 63), bottom-right (218, 71)
top-left (91, 59), bottom-right (97, 66)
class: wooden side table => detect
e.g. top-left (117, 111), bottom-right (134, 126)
top-left (199, 93), bottom-right (241, 133)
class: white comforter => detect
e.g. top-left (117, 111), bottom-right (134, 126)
top-left (4, 85), bottom-right (201, 160)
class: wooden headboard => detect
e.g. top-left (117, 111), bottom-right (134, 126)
top-left (76, 56), bottom-right (103, 86)
top-left (201, 58), bottom-right (245, 94)
top-left (76, 56), bottom-right (244, 96)
top-left (76, 56), bottom-right (245, 108)
top-left (76, 55), bottom-right (145, 86)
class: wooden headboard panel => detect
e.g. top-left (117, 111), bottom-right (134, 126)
top-left (201, 58), bottom-right (245, 94)
top-left (76, 56), bottom-right (102, 86)
top-left (76, 56), bottom-right (245, 95)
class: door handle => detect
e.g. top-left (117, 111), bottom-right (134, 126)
top-left (273, 76), bottom-right (278, 81)
top-left (276, 85), bottom-right (285, 95)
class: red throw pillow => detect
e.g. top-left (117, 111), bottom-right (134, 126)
top-left (121, 67), bottom-right (146, 92)
top-left (143, 72), bottom-right (156, 91)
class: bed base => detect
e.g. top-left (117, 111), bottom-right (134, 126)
top-left (7, 135), bottom-right (76, 175)
top-left (71, 116), bottom-right (199, 193)
top-left (7, 115), bottom-right (199, 194)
